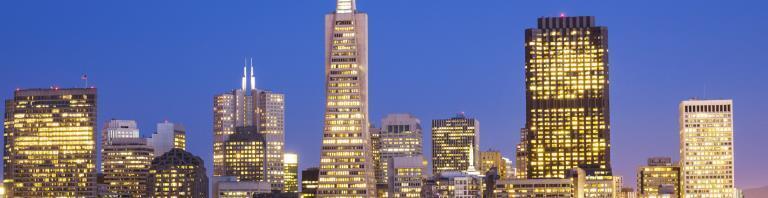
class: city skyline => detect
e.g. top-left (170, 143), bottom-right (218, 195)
top-left (2, 0), bottom-right (768, 191)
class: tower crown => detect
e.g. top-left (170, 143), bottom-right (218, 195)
top-left (336, 0), bottom-right (355, 13)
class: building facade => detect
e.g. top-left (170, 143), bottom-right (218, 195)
top-left (637, 157), bottom-right (680, 198)
top-left (318, 0), bottom-right (376, 196)
top-left (431, 114), bottom-right (480, 176)
top-left (301, 168), bottom-right (320, 198)
top-left (680, 99), bottom-right (735, 197)
top-left (147, 148), bottom-right (209, 198)
top-left (102, 119), bottom-right (140, 145)
top-left (102, 137), bottom-right (154, 197)
top-left (223, 126), bottom-right (267, 182)
top-left (515, 128), bottom-right (529, 179)
top-left (3, 88), bottom-right (98, 197)
top-left (434, 172), bottom-right (483, 198)
top-left (372, 113), bottom-right (423, 192)
top-left (524, 16), bottom-right (612, 179)
top-left (387, 156), bottom-right (426, 198)
top-left (480, 150), bottom-right (507, 178)
top-left (284, 153), bottom-right (300, 193)
top-left (213, 62), bottom-right (286, 191)
top-left (148, 121), bottom-right (186, 156)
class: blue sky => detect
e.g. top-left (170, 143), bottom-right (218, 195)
top-left (1, 0), bottom-right (767, 188)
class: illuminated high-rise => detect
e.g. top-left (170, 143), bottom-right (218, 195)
top-left (431, 113), bottom-right (480, 176)
top-left (147, 148), bottom-right (209, 198)
top-left (223, 126), bottom-right (266, 182)
top-left (524, 16), bottom-right (611, 179)
top-left (213, 61), bottom-right (286, 191)
top-left (515, 128), bottom-right (529, 179)
top-left (680, 99), bottom-right (735, 197)
top-left (102, 137), bottom-right (154, 197)
top-left (3, 88), bottom-right (98, 197)
top-left (318, 0), bottom-right (376, 196)
top-left (284, 153), bottom-right (300, 193)
top-left (637, 157), bottom-right (680, 198)
top-left (371, 113), bottom-right (423, 191)
top-left (147, 121), bottom-right (186, 156)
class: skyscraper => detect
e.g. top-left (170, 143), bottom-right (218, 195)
top-left (147, 148), bottom-right (209, 198)
top-left (387, 156), bottom-right (426, 198)
top-left (102, 119), bottom-right (140, 145)
top-left (318, 0), bottom-right (375, 196)
top-left (102, 137), bottom-right (154, 197)
top-left (222, 126), bottom-right (266, 182)
top-left (3, 88), bottom-right (98, 197)
top-left (284, 153), bottom-right (299, 193)
top-left (515, 128), bottom-right (529, 179)
top-left (524, 16), bottom-right (611, 179)
top-left (680, 99), bottom-right (735, 197)
top-left (147, 121), bottom-right (186, 156)
top-left (431, 113), bottom-right (480, 176)
top-left (372, 113), bottom-right (423, 190)
top-left (213, 60), bottom-right (286, 191)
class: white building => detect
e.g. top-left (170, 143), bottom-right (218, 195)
top-left (147, 121), bottom-right (186, 156)
top-left (374, 113), bottom-right (423, 187)
top-left (102, 119), bottom-right (140, 145)
top-left (213, 176), bottom-right (272, 198)
top-left (679, 99), bottom-right (735, 197)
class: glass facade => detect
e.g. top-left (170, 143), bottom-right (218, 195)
top-left (3, 88), bottom-right (98, 197)
top-left (524, 16), bottom-right (612, 179)
top-left (223, 126), bottom-right (266, 182)
top-left (102, 137), bottom-right (154, 197)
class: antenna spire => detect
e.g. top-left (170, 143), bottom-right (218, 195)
top-left (250, 57), bottom-right (256, 90)
top-left (242, 58), bottom-right (247, 91)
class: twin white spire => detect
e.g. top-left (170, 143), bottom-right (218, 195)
top-left (241, 57), bottom-right (256, 91)
top-left (336, 0), bottom-right (355, 13)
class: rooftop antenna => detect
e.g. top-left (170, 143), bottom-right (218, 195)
top-left (250, 57), bottom-right (256, 90)
top-left (81, 73), bottom-right (88, 88)
top-left (242, 58), bottom-right (248, 91)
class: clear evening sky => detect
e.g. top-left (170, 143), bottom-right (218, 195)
top-left (1, 0), bottom-right (766, 189)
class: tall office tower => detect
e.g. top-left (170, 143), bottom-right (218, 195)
top-left (147, 148), bottom-right (209, 198)
top-left (223, 126), bottom-right (266, 182)
top-left (431, 113), bottom-right (480, 176)
top-left (524, 16), bottom-right (611, 179)
top-left (213, 62), bottom-right (286, 191)
top-left (375, 114), bottom-right (423, 190)
top-left (284, 153), bottom-right (300, 193)
top-left (480, 150), bottom-right (507, 178)
top-left (387, 156), bottom-right (426, 198)
top-left (301, 168), bottom-right (320, 198)
top-left (370, 126), bottom-right (384, 189)
top-left (3, 88), bottom-right (98, 197)
top-left (102, 119), bottom-right (140, 145)
top-left (318, 0), bottom-right (376, 196)
top-left (102, 137), bottom-right (154, 197)
top-left (147, 121), bottom-right (186, 156)
top-left (515, 128), bottom-right (529, 179)
top-left (637, 157), bottom-right (680, 197)
top-left (680, 99), bottom-right (735, 197)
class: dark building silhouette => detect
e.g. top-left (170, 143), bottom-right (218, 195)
top-left (147, 148), bottom-right (208, 198)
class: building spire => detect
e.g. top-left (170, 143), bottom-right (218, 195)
top-left (336, 0), bottom-right (355, 13)
top-left (242, 58), bottom-right (247, 91)
top-left (249, 57), bottom-right (256, 90)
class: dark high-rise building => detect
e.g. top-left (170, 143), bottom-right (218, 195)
top-left (301, 168), bottom-right (319, 198)
top-left (524, 16), bottom-right (611, 179)
top-left (3, 88), bottom-right (98, 197)
top-left (147, 148), bottom-right (209, 198)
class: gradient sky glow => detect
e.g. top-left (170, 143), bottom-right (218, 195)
top-left (2, 0), bottom-right (767, 189)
